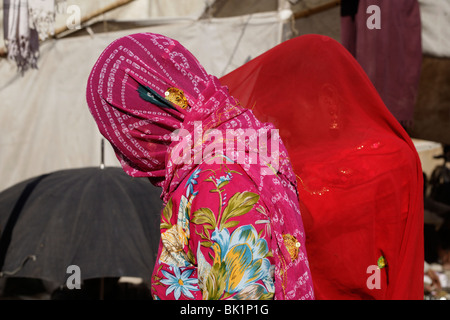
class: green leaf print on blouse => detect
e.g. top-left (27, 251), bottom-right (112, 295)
top-left (191, 166), bottom-right (273, 299)
top-left (158, 165), bottom-right (274, 299)
top-left (191, 168), bottom-right (260, 248)
top-left (159, 168), bottom-right (200, 267)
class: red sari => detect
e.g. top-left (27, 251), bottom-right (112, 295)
top-left (220, 35), bottom-right (424, 300)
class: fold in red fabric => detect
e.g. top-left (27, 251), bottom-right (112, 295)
top-left (220, 34), bottom-right (424, 300)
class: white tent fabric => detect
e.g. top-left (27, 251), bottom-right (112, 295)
top-left (0, 5), bottom-right (291, 192)
top-left (418, 0), bottom-right (450, 58)
top-left (2, 0), bottom-right (446, 193)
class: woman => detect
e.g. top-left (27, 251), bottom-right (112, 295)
top-left (86, 33), bottom-right (314, 300)
top-left (221, 34), bottom-right (424, 299)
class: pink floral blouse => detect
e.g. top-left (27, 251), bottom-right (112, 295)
top-left (151, 161), bottom-right (276, 300)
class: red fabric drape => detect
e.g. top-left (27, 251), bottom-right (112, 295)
top-left (220, 35), bottom-right (424, 300)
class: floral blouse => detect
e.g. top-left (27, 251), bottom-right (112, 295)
top-left (151, 161), bottom-right (275, 300)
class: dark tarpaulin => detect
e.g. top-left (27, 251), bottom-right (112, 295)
top-left (0, 167), bottom-right (162, 286)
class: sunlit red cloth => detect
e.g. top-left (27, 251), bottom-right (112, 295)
top-left (221, 34), bottom-right (424, 299)
top-left (86, 33), bottom-right (314, 300)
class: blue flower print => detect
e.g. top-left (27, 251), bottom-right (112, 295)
top-left (185, 168), bottom-right (201, 198)
top-left (211, 225), bottom-right (272, 294)
top-left (215, 172), bottom-right (232, 186)
top-left (160, 268), bottom-right (199, 300)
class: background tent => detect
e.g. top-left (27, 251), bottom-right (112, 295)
top-left (0, 0), bottom-right (295, 193)
top-left (407, 0), bottom-right (450, 146)
top-left (0, 0), bottom-right (448, 192)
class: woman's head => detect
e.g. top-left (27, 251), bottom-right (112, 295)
top-left (86, 33), bottom-right (237, 186)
